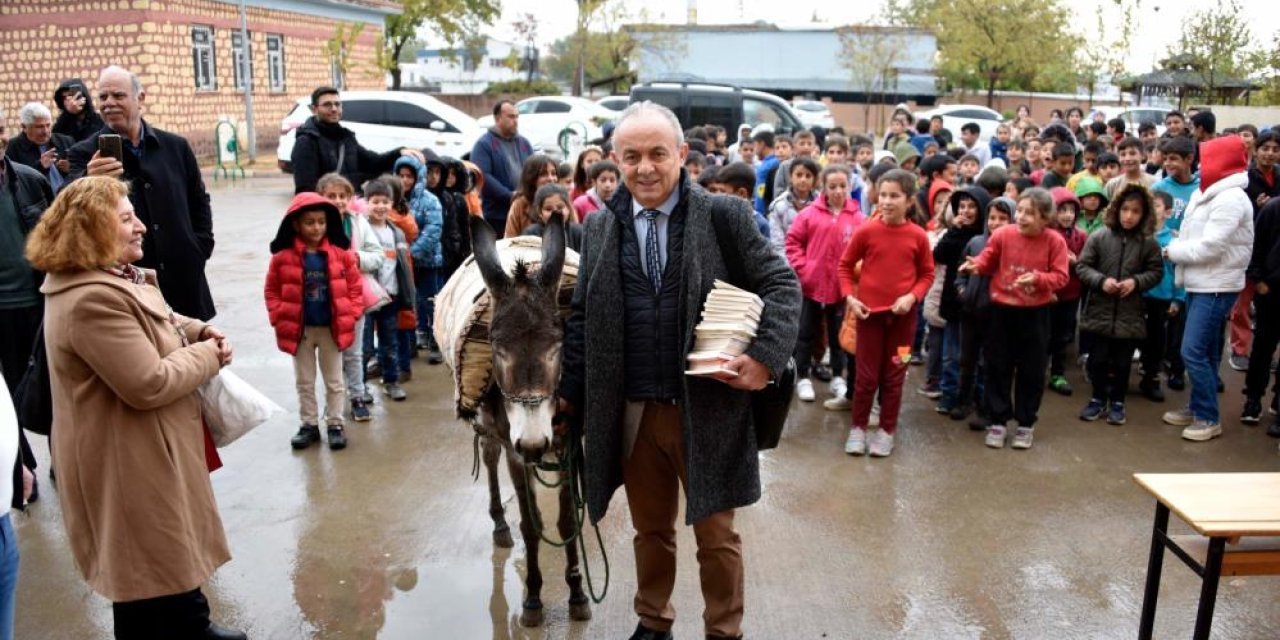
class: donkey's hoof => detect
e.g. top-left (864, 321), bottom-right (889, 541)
top-left (569, 600), bottom-right (592, 621)
top-left (493, 528), bottom-right (514, 548)
top-left (519, 604), bottom-right (544, 627)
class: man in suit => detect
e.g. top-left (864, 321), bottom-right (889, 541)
top-left (558, 102), bottom-right (801, 640)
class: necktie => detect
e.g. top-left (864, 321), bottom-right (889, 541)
top-left (643, 209), bottom-right (662, 293)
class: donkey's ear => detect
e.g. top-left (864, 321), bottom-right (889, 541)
top-left (539, 210), bottom-right (566, 292)
top-left (470, 216), bottom-right (509, 296)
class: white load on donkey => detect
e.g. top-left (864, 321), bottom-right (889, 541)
top-left (432, 214), bottom-right (594, 627)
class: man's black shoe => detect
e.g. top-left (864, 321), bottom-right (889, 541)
top-left (291, 425), bottom-right (321, 450)
top-left (629, 622), bottom-right (674, 640)
top-left (203, 623), bottom-right (248, 640)
top-left (1268, 420), bottom-right (1280, 438)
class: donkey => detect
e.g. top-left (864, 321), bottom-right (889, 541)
top-left (468, 212), bottom-right (591, 627)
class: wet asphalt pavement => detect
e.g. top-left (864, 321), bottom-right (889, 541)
top-left (12, 176), bottom-right (1280, 639)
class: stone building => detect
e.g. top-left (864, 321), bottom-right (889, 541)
top-left (0, 0), bottom-right (399, 159)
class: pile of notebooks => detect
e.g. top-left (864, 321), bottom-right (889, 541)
top-left (685, 280), bottom-right (763, 377)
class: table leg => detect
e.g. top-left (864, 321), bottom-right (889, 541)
top-left (1191, 537), bottom-right (1226, 640)
top-left (1138, 502), bottom-right (1169, 640)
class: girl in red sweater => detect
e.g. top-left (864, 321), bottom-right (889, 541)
top-left (786, 164), bottom-right (865, 404)
top-left (837, 169), bottom-right (935, 457)
top-left (266, 193), bottom-right (364, 450)
top-left (958, 187), bottom-right (1070, 450)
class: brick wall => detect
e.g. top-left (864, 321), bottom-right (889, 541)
top-left (0, 0), bottom-right (387, 159)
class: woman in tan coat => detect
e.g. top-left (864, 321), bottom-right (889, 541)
top-left (25, 177), bottom-right (245, 640)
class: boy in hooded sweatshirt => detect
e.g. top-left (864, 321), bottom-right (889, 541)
top-left (954, 197), bottom-right (1016, 427)
top-left (1138, 189), bottom-right (1187, 402)
top-left (396, 156), bottom-right (446, 365)
top-left (1046, 187), bottom-right (1088, 396)
top-left (1073, 176), bottom-right (1110, 235)
top-left (934, 186), bottom-right (989, 414)
top-left (1076, 185), bottom-right (1164, 426)
top-left (1163, 135), bottom-right (1255, 442)
top-left (787, 164), bottom-right (865, 404)
top-left (266, 193), bottom-right (363, 450)
top-left (959, 188), bottom-right (1071, 450)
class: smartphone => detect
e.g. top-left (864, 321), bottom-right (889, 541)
top-left (98, 134), bottom-right (123, 163)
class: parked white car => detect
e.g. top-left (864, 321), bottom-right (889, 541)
top-left (476, 96), bottom-right (616, 160)
top-left (913, 104), bottom-right (1004, 142)
top-left (792, 99), bottom-right (835, 130)
top-left (276, 90), bottom-right (482, 172)
top-left (596, 95), bottom-right (629, 112)
top-left (1092, 106), bottom-right (1169, 137)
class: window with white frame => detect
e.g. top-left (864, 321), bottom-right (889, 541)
top-left (266, 34), bottom-right (286, 92)
top-left (231, 31), bottom-right (254, 92)
top-left (191, 25), bottom-right (216, 90)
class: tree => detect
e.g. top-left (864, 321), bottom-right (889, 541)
top-left (543, 31), bottom-right (635, 94)
top-left (325, 22), bottom-right (365, 90)
top-left (888, 0), bottom-right (1081, 107)
top-left (512, 13), bottom-right (540, 86)
top-left (1175, 0), bottom-right (1254, 103)
top-left (1250, 30), bottom-right (1280, 104)
top-left (837, 26), bottom-right (906, 135)
top-left (380, 0), bottom-right (500, 91)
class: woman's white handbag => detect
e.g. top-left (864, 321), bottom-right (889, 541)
top-left (199, 370), bottom-right (282, 447)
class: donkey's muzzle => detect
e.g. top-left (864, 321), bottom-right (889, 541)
top-left (516, 436), bottom-right (550, 462)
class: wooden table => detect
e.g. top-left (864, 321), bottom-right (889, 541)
top-left (1134, 473), bottom-right (1280, 639)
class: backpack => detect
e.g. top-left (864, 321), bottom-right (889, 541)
top-left (14, 323), bottom-right (52, 437)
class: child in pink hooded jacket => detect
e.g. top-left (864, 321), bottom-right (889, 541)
top-left (786, 164), bottom-right (866, 403)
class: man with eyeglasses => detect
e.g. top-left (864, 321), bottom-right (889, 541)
top-left (291, 86), bottom-right (424, 194)
top-left (66, 65), bottom-right (218, 321)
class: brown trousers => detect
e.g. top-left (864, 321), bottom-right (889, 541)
top-left (622, 402), bottom-right (744, 637)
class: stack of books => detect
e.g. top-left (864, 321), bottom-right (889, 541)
top-left (685, 280), bottom-right (763, 377)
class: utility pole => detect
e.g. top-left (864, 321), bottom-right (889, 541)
top-left (238, 0), bottom-right (257, 161)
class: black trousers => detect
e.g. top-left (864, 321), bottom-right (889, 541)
top-left (0, 305), bottom-right (41, 392)
top-left (1047, 298), bottom-right (1079, 376)
top-left (1165, 304), bottom-right (1187, 378)
top-left (113, 588), bottom-right (211, 639)
top-left (1089, 336), bottom-right (1139, 403)
top-left (957, 309), bottom-right (989, 411)
top-left (794, 298), bottom-right (846, 379)
top-left (1140, 298), bottom-right (1186, 381)
top-left (1245, 289), bottom-right (1280, 400)
top-left (985, 305), bottom-right (1051, 427)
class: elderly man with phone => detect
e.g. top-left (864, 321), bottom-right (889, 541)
top-left (67, 65), bottom-right (217, 321)
top-left (5, 103), bottom-right (74, 193)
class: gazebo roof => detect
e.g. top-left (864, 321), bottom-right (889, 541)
top-left (1119, 68), bottom-right (1259, 91)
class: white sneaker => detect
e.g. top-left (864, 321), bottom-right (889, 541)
top-left (830, 376), bottom-right (847, 398)
top-left (1181, 420), bottom-right (1223, 442)
top-left (868, 401), bottom-right (881, 427)
top-left (868, 429), bottom-right (895, 457)
top-left (844, 427), bottom-right (867, 455)
top-left (796, 378), bottom-right (815, 402)
top-left (1011, 425), bottom-right (1035, 449)
top-left (985, 425), bottom-right (1007, 448)
top-left (823, 396), bottom-right (851, 411)
top-left (1162, 407), bottom-right (1194, 426)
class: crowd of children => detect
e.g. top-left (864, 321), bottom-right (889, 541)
top-left (266, 104), bottom-right (1280, 458)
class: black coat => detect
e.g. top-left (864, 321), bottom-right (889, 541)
top-left (2, 158), bottom-right (53, 233)
top-left (290, 117), bottom-right (401, 194)
top-left (1247, 197), bottom-right (1280, 290)
top-left (559, 174), bottom-right (801, 525)
top-left (1245, 161), bottom-right (1280, 217)
top-left (52, 79), bottom-right (106, 143)
top-left (67, 123), bottom-right (217, 320)
top-left (5, 132), bottom-right (76, 187)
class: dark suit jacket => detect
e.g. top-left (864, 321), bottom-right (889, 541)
top-left (5, 132), bottom-right (75, 187)
top-left (67, 122), bottom-right (216, 320)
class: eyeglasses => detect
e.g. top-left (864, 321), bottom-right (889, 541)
top-left (317, 101), bottom-right (342, 109)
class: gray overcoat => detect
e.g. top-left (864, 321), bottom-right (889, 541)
top-left (560, 174), bottom-right (801, 525)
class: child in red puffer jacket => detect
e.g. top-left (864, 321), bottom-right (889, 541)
top-left (266, 192), bottom-right (363, 451)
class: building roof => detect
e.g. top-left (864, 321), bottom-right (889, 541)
top-left (626, 23), bottom-right (938, 98)
top-left (219, 0), bottom-right (401, 20)
top-left (1118, 68), bottom-right (1259, 91)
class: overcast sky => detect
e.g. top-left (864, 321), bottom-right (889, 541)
top-left (479, 0), bottom-right (1273, 76)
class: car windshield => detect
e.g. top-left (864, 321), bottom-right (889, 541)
top-left (795, 102), bottom-right (825, 112)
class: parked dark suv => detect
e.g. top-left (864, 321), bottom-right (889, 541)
top-left (629, 82), bottom-right (807, 146)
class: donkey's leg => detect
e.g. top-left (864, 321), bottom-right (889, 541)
top-left (482, 435), bottom-right (513, 548)
top-left (559, 479), bottom-right (592, 621)
top-left (509, 459), bottom-right (544, 627)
